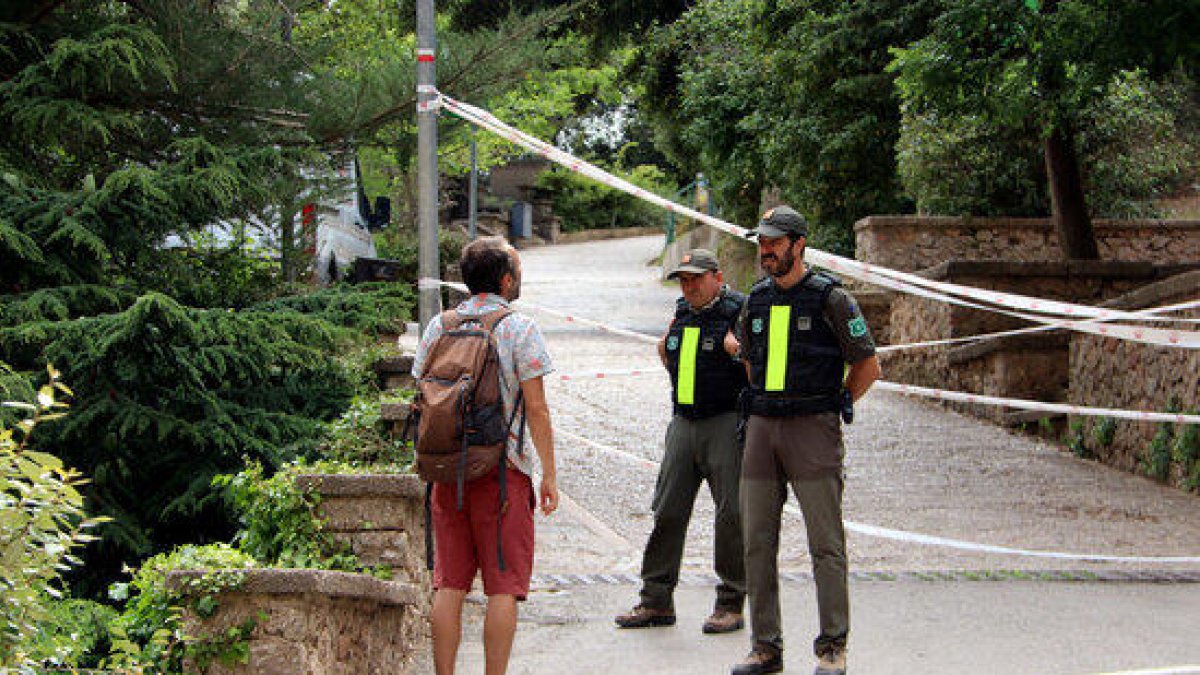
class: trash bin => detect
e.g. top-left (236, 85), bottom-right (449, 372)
top-left (510, 201), bottom-right (532, 239)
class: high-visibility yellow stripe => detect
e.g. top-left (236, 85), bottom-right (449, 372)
top-left (766, 305), bottom-right (790, 391)
top-left (676, 326), bottom-right (700, 404)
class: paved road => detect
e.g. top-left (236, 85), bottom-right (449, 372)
top-left (451, 235), bottom-right (1200, 674)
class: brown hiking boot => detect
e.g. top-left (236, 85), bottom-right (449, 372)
top-left (702, 609), bottom-right (745, 634)
top-left (730, 645), bottom-right (783, 674)
top-left (614, 604), bottom-right (676, 629)
top-left (814, 647), bottom-right (846, 675)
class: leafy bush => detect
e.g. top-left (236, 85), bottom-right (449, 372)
top-left (896, 69), bottom-right (1198, 218)
top-left (215, 461), bottom-right (357, 571)
top-left (537, 164), bottom-right (672, 232)
top-left (1091, 416), bottom-right (1117, 448)
top-left (1142, 423), bottom-right (1175, 482)
top-left (250, 281), bottom-right (415, 337)
top-left (19, 293), bottom-right (358, 595)
top-left (372, 228), bottom-right (468, 282)
top-left (106, 543), bottom-right (257, 673)
top-left (0, 366), bottom-right (105, 668)
top-left (1077, 69), bottom-right (1197, 218)
top-left (320, 394), bottom-right (414, 468)
top-left (896, 106), bottom-right (1048, 217)
top-left (22, 598), bottom-right (118, 670)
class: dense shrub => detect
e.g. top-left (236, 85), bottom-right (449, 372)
top-left (14, 294), bottom-right (360, 595)
top-left (897, 69), bottom-right (1198, 218)
top-left (537, 164), bottom-right (671, 232)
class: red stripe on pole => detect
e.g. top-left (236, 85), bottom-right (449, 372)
top-left (418, 54), bottom-right (435, 62)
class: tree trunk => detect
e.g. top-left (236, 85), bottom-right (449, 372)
top-left (278, 199), bottom-right (299, 283)
top-left (1043, 124), bottom-right (1100, 260)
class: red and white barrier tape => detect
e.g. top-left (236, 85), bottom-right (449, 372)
top-left (876, 381), bottom-right (1200, 425)
top-left (879, 298), bottom-right (1200, 354)
top-left (555, 429), bottom-right (1200, 562)
top-left (426, 278), bottom-right (1199, 425)
top-left (434, 92), bottom-right (1200, 350)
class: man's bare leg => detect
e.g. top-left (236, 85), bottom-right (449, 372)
top-left (432, 588), bottom-right (469, 675)
top-left (483, 594), bottom-right (518, 675)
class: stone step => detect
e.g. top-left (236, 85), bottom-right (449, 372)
top-left (375, 353), bottom-right (416, 391)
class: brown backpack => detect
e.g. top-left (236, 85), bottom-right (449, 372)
top-left (409, 308), bottom-right (524, 496)
top-left (408, 308), bottom-right (525, 571)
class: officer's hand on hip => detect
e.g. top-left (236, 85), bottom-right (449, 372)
top-left (723, 330), bottom-right (741, 359)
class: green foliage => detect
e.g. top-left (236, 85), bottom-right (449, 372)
top-left (1077, 70), bottom-right (1197, 217)
top-left (630, 0), bottom-right (941, 253)
top-left (250, 282), bottom-right (415, 337)
top-left (373, 228), bottom-right (468, 282)
top-left (1142, 423), bottom-right (1174, 482)
top-left (106, 543), bottom-right (257, 672)
top-left (215, 461), bottom-right (357, 571)
top-left (321, 395), bottom-right (414, 468)
top-left (537, 164), bottom-right (671, 232)
top-left (0, 366), bottom-right (106, 668)
top-left (889, 0), bottom-right (1200, 233)
top-left (896, 68), bottom-right (1197, 218)
top-left (1177, 419), bottom-right (1200, 492)
top-left (896, 106), bottom-right (1048, 217)
top-left (8, 294), bottom-right (359, 595)
top-left (1091, 416), bottom-right (1117, 449)
top-left (1066, 418), bottom-right (1092, 459)
top-left (22, 597), bottom-right (118, 670)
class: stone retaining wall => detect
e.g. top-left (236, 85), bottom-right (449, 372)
top-left (1067, 272), bottom-right (1200, 487)
top-left (168, 569), bottom-right (427, 674)
top-left (880, 261), bottom-right (1185, 423)
top-left (855, 216), bottom-right (1200, 272)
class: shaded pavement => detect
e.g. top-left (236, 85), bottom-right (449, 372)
top-left (441, 235), bottom-right (1200, 675)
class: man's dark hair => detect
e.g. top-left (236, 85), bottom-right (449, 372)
top-left (460, 236), bottom-right (514, 295)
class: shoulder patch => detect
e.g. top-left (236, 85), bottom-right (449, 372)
top-left (847, 315), bottom-right (868, 338)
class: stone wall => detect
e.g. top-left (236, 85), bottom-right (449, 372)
top-left (879, 261), bottom-right (1182, 422)
top-left (1067, 272), bottom-right (1200, 487)
top-left (855, 216), bottom-right (1200, 272)
top-left (294, 473), bottom-right (431, 592)
top-left (168, 569), bottom-right (427, 675)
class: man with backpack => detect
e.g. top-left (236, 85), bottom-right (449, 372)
top-left (615, 248), bottom-right (749, 636)
top-left (411, 236), bottom-right (558, 675)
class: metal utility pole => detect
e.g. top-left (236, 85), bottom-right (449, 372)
top-left (468, 127), bottom-right (478, 240)
top-left (416, 0), bottom-right (440, 330)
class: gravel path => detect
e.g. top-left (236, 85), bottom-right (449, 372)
top-left (513, 235), bottom-right (1200, 575)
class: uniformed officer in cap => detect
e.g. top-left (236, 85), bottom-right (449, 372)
top-left (723, 206), bottom-right (881, 675)
top-left (615, 248), bottom-right (749, 635)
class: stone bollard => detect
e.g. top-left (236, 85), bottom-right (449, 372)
top-left (167, 568), bottom-right (427, 674)
top-left (293, 473), bottom-right (430, 593)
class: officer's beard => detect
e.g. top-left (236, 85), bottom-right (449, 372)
top-left (762, 244), bottom-right (800, 278)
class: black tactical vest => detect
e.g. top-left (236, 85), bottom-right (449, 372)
top-left (743, 272), bottom-right (845, 416)
top-left (663, 289), bottom-right (748, 419)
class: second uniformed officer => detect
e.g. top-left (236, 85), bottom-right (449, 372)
top-left (615, 248), bottom-right (749, 635)
top-left (726, 206), bottom-right (881, 675)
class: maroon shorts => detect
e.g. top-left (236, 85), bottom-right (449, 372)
top-left (431, 466), bottom-right (535, 599)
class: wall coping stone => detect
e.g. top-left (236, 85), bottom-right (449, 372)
top-left (294, 472), bottom-right (424, 499)
top-left (918, 260), bottom-right (1160, 280)
top-left (949, 331), bottom-right (1071, 365)
top-left (1093, 270), bottom-right (1200, 310)
top-left (166, 568), bottom-right (421, 608)
top-left (854, 215), bottom-right (1200, 233)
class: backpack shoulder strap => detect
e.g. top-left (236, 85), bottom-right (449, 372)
top-left (440, 309), bottom-right (466, 331)
top-left (479, 307), bottom-right (515, 334)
